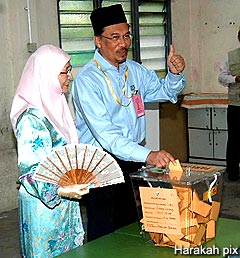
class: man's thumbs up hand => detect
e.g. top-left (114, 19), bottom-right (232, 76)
top-left (167, 44), bottom-right (185, 74)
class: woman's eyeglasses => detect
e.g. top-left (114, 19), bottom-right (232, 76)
top-left (60, 65), bottom-right (72, 75)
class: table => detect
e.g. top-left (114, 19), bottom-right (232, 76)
top-left (180, 93), bottom-right (228, 109)
top-left (57, 218), bottom-right (240, 258)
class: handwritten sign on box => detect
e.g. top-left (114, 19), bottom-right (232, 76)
top-left (139, 186), bottom-right (181, 235)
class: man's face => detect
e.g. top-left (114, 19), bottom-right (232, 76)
top-left (95, 23), bottom-right (132, 68)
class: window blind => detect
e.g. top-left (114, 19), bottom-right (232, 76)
top-left (59, 0), bottom-right (94, 71)
top-left (138, 0), bottom-right (168, 75)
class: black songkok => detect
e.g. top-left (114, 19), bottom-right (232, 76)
top-left (90, 4), bottom-right (127, 36)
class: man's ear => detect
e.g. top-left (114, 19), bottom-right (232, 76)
top-left (94, 36), bottom-right (102, 49)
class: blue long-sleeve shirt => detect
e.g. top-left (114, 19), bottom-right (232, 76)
top-left (72, 49), bottom-right (186, 162)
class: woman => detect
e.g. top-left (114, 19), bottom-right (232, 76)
top-left (10, 44), bottom-right (88, 257)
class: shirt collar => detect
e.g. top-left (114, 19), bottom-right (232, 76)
top-left (94, 49), bottom-right (128, 74)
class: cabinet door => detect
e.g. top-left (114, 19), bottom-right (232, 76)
top-left (212, 108), bottom-right (227, 130)
top-left (188, 108), bottom-right (211, 129)
top-left (188, 129), bottom-right (213, 158)
top-left (214, 130), bottom-right (227, 159)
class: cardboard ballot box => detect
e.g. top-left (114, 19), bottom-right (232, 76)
top-left (129, 163), bottom-right (225, 248)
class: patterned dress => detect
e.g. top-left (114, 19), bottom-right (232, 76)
top-left (16, 108), bottom-right (84, 257)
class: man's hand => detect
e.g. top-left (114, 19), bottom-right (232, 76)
top-left (146, 150), bottom-right (176, 168)
top-left (58, 184), bottom-right (89, 199)
top-left (167, 44), bottom-right (185, 74)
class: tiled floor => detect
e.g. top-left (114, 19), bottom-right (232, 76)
top-left (1, 172), bottom-right (240, 258)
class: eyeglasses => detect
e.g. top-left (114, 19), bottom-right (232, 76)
top-left (100, 34), bottom-right (133, 43)
top-left (60, 65), bottom-right (72, 75)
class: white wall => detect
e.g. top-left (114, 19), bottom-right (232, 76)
top-left (145, 103), bottom-right (160, 150)
top-left (0, 0), bottom-right (59, 213)
top-left (172, 0), bottom-right (240, 94)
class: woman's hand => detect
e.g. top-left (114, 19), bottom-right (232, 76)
top-left (58, 184), bottom-right (89, 199)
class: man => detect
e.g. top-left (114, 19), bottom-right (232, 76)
top-left (218, 27), bottom-right (240, 181)
top-left (72, 4), bottom-right (186, 241)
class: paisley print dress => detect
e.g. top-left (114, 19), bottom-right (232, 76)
top-left (16, 108), bottom-right (84, 257)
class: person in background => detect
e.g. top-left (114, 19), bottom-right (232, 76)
top-left (10, 44), bottom-right (89, 257)
top-left (72, 4), bottom-right (186, 241)
top-left (218, 27), bottom-right (240, 182)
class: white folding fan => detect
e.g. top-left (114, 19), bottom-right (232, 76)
top-left (33, 143), bottom-right (125, 188)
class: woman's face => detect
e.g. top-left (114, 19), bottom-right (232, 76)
top-left (58, 61), bottom-right (73, 93)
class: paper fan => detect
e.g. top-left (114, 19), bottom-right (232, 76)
top-left (33, 143), bottom-right (125, 188)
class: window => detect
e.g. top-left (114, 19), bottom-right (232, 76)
top-left (58, 0), bottom-right (171, 77)
top-left (58, 0), bottom-right (94, 74)
top-left (138, 0), bottom-right (171, 77)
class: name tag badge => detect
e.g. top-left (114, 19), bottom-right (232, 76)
top-left (133, 93), bottom-right (145, 117)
